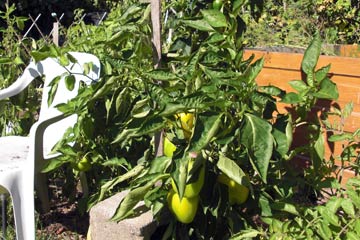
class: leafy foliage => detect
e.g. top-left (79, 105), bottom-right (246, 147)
top-left (0, 4), bottom-right (41, 136)
top-left (243, 0), bottom-right (360, 47)
top-left (1, 0), bottom-right (359, 239)
top-left (45, 1), bottom-right (353, 239)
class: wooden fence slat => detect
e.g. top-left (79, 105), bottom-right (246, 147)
top-left (244, 50), bottom-right (360, 77)
top-left (244, 50), bottom-right (360, 184)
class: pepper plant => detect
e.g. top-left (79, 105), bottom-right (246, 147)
top-left (33, 0), bottom-right (356, 239)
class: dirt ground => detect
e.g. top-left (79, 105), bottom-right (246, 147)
top-left (36, 177), bottom-right (89, 239)
top-left (37, 200), bottom-right (88, 239)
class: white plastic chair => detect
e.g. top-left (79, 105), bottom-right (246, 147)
top-left (0, 52), bottom-right (101, 240)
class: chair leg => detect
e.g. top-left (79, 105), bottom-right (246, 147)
top-left (35, 173), bottom-right (50, 213)
top-left (10, 176), bottom-right (36, 240)
top-left (1, 194), bottom-right (7, 239)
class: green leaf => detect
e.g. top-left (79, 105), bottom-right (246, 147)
top-left (56, 145), bottom-right (78, 156)
top-left (41, 156), bottom-right (70, 173)
top-left (0, 57), bottom-right (12, 64)
top-left (271, 202), bottom-right (299, 215)
top-left (16, 17), bottom-right (26, 30)
top-left (326, 197), bottom-right (342, 213)
top-left (64, 75), bottom-right (76, 91)
top-left (145, 69), bottom-right (179, 81)
top-left (97, 164), bottom-right (145, 203)
top-left (343, 102), bottom-right (354, 119)
top-left (111, 174), bottom-right (167, 222)
top-left (47, 76), bottom-right (61, 106)
top-left (230, 229), bottom-right (261, 239)
top-left (258, 85), bottom-right (285, 97)
top-left (272, 115), bottom-right (292, 158)
top-left (91, 76), bottom-right (117, 99)
top-left (14, 56), bottom-right (24, 65)
top-left (281, 92), bottom-right (302, 104)
top-left (59, 54), bottom-right (70, 67)
top-left (217, 155), bottom-right (250, 188)
top-left (347, 189), bottom-right (360, 209)
top-left (319, 220), bottom-right (332, 239)
top-left (148, 156), bottom-right (171, 174)
top-left (354, 219), bottom-right (360, 235)
top-left (108, 29), bottom-right (133, 43)
top-left (242, 58), bottom-right (264, 84)
top-left (347, 232), bottom-right (360, 240)
top-left (315, 64), bottom-right (331, 83)
top-left (288, 80), bottom-right (308, 93)
top-left (31, 50), bottom-right (52, 63)
top-left (102, 157), bottom-right (129, 167)
top-left (182, 19), bottom-right (214, 32)
top-left (119, 5), bottom-right (142, 23)
top-left (259, 194), bottom-right (272, 217)
top-left (135, 116), bottom-right (166, 136)
top-left (115, 87), bottom-right (131, 118)
top-left (201, 9), bottom-right (227, 28)
top-left (313, 78), bottom-right (339, 100)
top-left (301, 32), bottom-right (321, 75)
top-left (240, 113), bottom-right (273, 183)
top-left (232, 0), bottom-right (246, 16)
top-left (346, 178), bottom-right (360, 188)
top-left (328, 133), bottom-right (353, 142)
top-left (205, 33), bottom-right (226, 44)
top-left (341, 198), bottom-right (355, 217)
top-left (313, 131), bottom-right (325, 168)
top-left (321, 210), bottom-right (340, 227)
top-left (171, 156), bottom-right (189, 199)
top-left (188, 112), bottom-right (223, 153)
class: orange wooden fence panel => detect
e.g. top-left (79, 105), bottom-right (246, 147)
top-left (244, 50), bottom-right (360, 182)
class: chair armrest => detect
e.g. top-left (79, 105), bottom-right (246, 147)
top-left (28, 113), bottom-right (69, 172)
top-left (0, 62), bottom-right (40, 100)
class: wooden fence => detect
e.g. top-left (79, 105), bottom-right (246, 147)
top-left (244, 50), bottom-right (360, 183)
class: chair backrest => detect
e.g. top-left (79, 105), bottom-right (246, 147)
top-left (37, 52), bottom-right (100, 121)
top-left (0, 52), bottom-right (100, 157)
top-left (30, 52), bottom-right (101, 157)
top-left (41, 52), bottom-right (101, 157)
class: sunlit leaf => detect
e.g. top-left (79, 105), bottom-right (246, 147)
top-left (288, 80), bottom-right (308, 93)
top-left (313, 78), bottom-right (339, 100)
top-left (281, 92), bottom-right (302, 104)
top-left (201, 9), bottom-right (227, 28)
top-left (64, 75), bottom-right (76, 91)
top-left (301, 32), bottom-right (321, 75)
top-left (217, 155), bottom-right (250, 187)
top-left (188, 112), bottom-right (223, 153)
top-left (271, 202), bottom-right (299, 215)
top-left (240, 113), bottom-right (273, 183)
top-left (111, 174), bottom-right (167, 222)
top-left (341, 198), bottom-right (355, 217)
top-left (315, 64), bottom-right (331, 83)
top-left (182, 19), bottom-right (214, 32)
top-left (230, 229), bottom-right (261, 239)
top-left (328, 133), bottom-right (353, 142)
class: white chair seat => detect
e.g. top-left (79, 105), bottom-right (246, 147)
top-left (0, 136), bottom-right (29, 172)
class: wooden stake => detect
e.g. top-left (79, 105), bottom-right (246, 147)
top-left (151, 0), bottom-right (162, 68)
top-left (52, 22), bottom-right (59, 46)
top-left (150, 0), bottom-right (164, 156)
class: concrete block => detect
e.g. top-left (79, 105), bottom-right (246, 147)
top-left (89, 191), bottom-right (156, 240)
